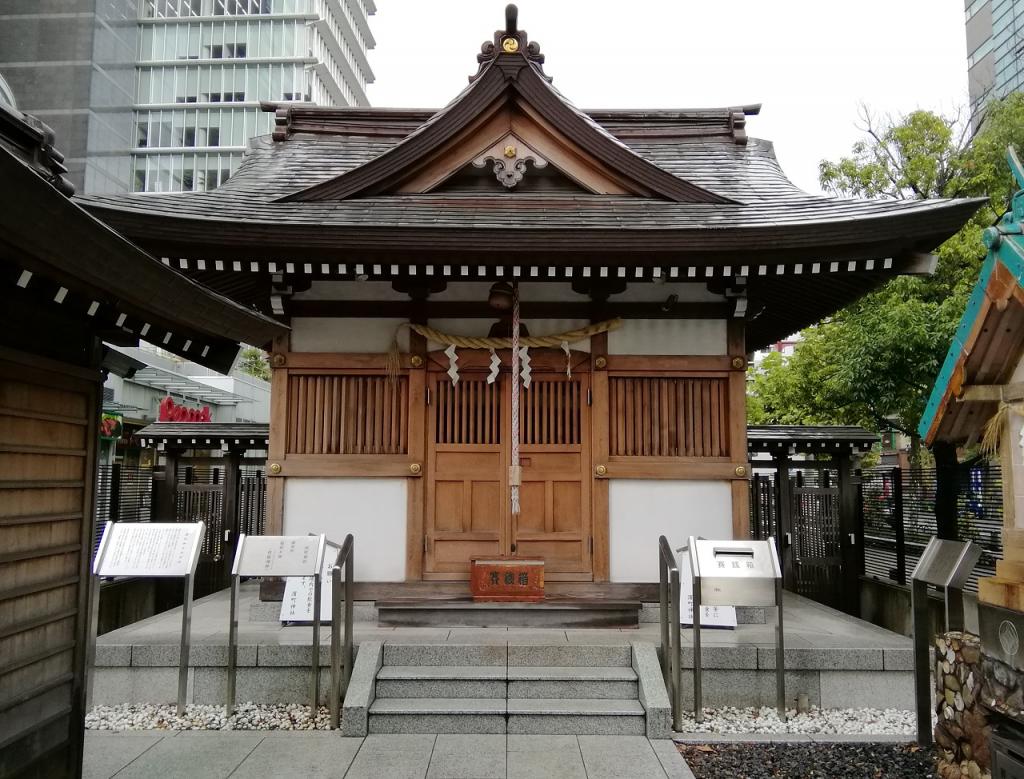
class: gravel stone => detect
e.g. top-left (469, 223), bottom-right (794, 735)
top-left (679, 742), bottom-right (937, 778)
top-left (85, 703), bottom-right (332, 731)
top-left (673, 706), bottom-right (920, 735)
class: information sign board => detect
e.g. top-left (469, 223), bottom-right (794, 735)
top-left (912, 538), bottom-right (981, 589)
top-left (233, 535), bottom-right (323, 578)
top-left (93, 521), bottom-right (205, 578)
top-left (279, 541), bottom-right (341, 622)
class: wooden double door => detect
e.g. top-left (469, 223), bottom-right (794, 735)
top-left (424, 354), bottom-right (592, 580)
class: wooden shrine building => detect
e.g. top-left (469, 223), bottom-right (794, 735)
top-left (77, 7), bottom-right (982, 589)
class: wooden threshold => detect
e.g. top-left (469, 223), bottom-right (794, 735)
top-left (259, 579), bottom-right (659, 602)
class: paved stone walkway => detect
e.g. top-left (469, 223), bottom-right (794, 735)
top-left (84, 731), bottom-right (694, 778)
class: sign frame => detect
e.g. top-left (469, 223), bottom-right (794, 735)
top-left (226, 534), bottom-right (326, 716)
top-left (88, 520), bottom-right (206, 716)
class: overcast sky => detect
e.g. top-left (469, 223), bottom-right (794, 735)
top-left (365, 1), bottom-right (968, 195)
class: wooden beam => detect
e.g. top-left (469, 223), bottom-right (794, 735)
top-left (590, 331), bottom-right (610, 582)
top-left (275, 454), bottom-right (421, 478)
top-left (602, 459), bottom-right (748, 480)
top-left (285, 300), bottom-right (730, 320)
top-left (957, 383), bottom-right (1024, 402)
top-left (727, 319), bottom-right (749, 538)
top-left (266, 331), bottom-right (289, 535)
top-left (406, 327), bottom-right (427, 581)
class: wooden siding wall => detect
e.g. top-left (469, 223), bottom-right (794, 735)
top-left (286, 374), bottom-right (408, 454)
top-left (0, 352), bottom-right (97, 778)
top-left (608, 376), bottom-right (728, 458)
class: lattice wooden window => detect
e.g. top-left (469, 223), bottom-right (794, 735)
top-left (521, 379), bottom-right (582, 446)
top-left (435, 378), bottom-right (501, 445)
top-left (286, 374), bottom-right (408, 454)
top-left (609, 377), bottom-right (729, 457)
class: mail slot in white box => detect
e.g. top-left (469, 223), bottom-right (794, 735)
top-left (689, 537), bottom-right (781, 608)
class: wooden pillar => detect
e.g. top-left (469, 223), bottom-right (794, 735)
top-left (727, 320), bottom-right (749, 538)
top-left (406, 326), bottom-right (427, 581)
top-left (933, 440), bottom-right (960, 541)
top-left (591, 331), bottom-right (610, 581)
top-left (837, 452), bottom-right (862, 616)
top-left (221, 450), bottom-right (242, 587)
top-left (266, 331), bottom-right (289, 535)
top-left (774, 451), bottom-right (796, 590)
top-left (155, 449), bottom-right (179, 521)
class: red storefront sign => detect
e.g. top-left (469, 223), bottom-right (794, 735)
top-left (158, 396), bottom-right (211, 423)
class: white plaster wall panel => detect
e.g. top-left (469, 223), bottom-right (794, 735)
top-left (283, 478), bottom-right (407, 581)
top-left (608, 480), bottom-right (732, 582)
top-left (608, 319), bottom-right (727, 355)
top-left (290, 317), bottom-right (408, 353)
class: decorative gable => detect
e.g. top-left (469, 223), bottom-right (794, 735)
top-left (279, 6), bottom-right (735, 204)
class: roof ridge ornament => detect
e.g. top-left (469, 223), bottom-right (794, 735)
top-left (473, 4), bottom-right (550, 83)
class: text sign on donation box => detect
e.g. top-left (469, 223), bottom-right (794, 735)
top-left (679, 552), bottom-right (737, 629)
top-left (279, 541), bottom-right (341, 623)
top-left (93, 521), bottom-right (205, 578)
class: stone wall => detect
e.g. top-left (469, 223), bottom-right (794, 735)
top-left (935, 632), bottom-right (991, 779)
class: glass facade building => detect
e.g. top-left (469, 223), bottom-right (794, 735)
top-left (966, 0), bottom-right (1024, 123)
top-left (131, 0), bottom-right (375, 192)
top-left (0, 0), bottom-right (374, 194)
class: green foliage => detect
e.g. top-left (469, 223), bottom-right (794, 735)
top-left (749, 94), bottom-right (1024, 446)
top-left (237, 347), bottom-right (270, 382)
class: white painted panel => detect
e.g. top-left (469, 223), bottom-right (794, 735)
top-left (290, 317), bottom-right (408, 353)
top-left (428, 319), bottom-right (592, 351)
top-left (283, 478), bottom-right (407, 581)
top-left (609, 480), bottom-right (732, 582)
top-left (608, 319), bottom-right (727, 355)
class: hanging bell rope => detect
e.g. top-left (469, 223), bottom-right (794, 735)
top-left (510, 283), bottom-right (521, 516)
top-left (385, 317), bottom-right (623, 381)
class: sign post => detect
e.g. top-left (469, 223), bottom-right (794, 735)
top-left (228, 534), bottom-right (326, 715)
top-left (910, 537), bottom-right (981, 745)
top-left (89, 521), bottom-right (206, 715)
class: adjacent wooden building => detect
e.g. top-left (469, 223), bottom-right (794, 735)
top-left (77, 8), bottom-right (982, 587)
top-left (0, 103), bottom-right (286, 777)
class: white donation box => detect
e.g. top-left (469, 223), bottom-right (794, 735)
top-left (688, 537), bottom-right (785, 722)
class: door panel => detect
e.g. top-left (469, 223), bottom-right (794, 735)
top-left (424, 364), bottom-right (592, 579)
top-left (425, 376), bottom-right (505, 576)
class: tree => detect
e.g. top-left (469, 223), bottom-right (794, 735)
top-left (237, 347), bottom-right (270, 382)
top-left (748, 94), bottom-right (1024, 460)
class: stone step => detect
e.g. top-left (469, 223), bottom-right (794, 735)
top-left (507, 665), bottom-right (638, 699)
top-left (377, 598), bottom-right (640, 628)
top-left (506, 698), bottom-right (646, 735)
top-left (367, 698), bottom-right (506, 734)
top-left (375, 666), bottom-right (506, 698)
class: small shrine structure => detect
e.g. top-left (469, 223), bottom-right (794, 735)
top-left (78, 7), bottom-right (982, 588)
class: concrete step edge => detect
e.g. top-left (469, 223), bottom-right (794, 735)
top-left (369, 697), bottom-right (507, 715)
top-left (376, 665), bottom-right (507, 680)
top-left (506, 698), bottom-right (646, 716)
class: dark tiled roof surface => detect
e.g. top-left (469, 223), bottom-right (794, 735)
top-left (136, 422), bottom-right (269, 442)
top-left (748, 425), bottom-right (879, 453)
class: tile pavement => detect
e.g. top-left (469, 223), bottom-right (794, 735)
top-left (84, 731), bottom-right (696, 778)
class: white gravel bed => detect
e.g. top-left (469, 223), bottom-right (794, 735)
top-left (672, 706), bottom-right (919, 735)
top-left (86, 703), bottom-right (332, 731)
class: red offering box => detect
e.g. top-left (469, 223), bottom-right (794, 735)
top-left (470, 557), bottom-right (545, 602)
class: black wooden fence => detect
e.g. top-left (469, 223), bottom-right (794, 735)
top-left (861, 464), bottom-right (1004, 593)
top-left (93, 464), bottom-right (154, 552)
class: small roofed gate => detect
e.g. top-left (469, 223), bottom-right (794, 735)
top-left (748, 426), bottom-right (876, 615)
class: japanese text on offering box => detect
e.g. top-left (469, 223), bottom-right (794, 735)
top-left (96, 522), bottom-right (204, 577)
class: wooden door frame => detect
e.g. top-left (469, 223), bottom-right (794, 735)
top-left (418, 348), bottom-right (599, 581)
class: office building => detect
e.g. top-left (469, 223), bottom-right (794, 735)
top-left (966, 0), bottom-right (1024, 122)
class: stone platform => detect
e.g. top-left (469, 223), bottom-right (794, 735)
top-left (92, 585), bottom-right (916, 713)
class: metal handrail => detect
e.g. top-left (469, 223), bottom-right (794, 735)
top-left (329, 533), bottom-right (354, 730)
top-left (658, 535), bottom-right (683, 731)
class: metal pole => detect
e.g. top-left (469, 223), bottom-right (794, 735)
top-left (85, 573), bottom-right (101, 712)
top-left (311, 568), bottom-right (322, 714)
top-left (343, 547), bottom-right (353, 699)
top-left (226, 573), bottom-right (238, 715)
top-left (946, 585), bottom-right (965, 633)
top-left (330, 566), bottom-right (341, 730)
top-left (775, 577), bottom-right (786, 721)
top-left (177, 573), bottom-right (195, 716)
top-left (692, 572), bottom-right (703, 723)
top-left (912, 578), bottom-right (933, 745)
top-left (670, 568), bottom-right (682, 731)
top-left (659, 547), bottom-right (670, 687)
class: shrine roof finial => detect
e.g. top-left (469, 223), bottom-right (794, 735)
top-left (473, 4), bottom-right (548, 82)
